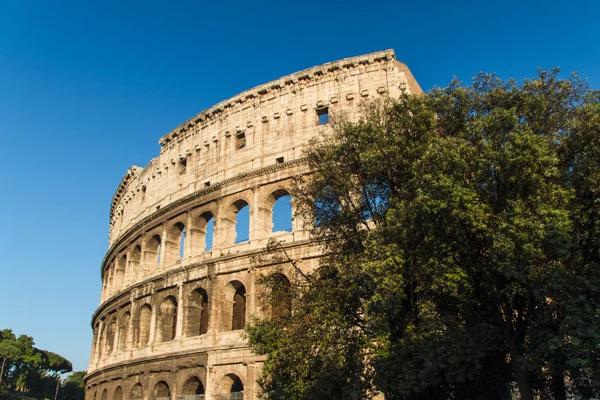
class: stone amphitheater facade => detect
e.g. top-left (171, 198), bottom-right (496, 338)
top-left (85, 49), bottom-right (421, 400)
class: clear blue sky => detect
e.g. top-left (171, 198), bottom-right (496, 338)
top-left (0, 0), bottom-right (598, 372)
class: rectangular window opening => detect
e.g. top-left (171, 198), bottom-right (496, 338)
top-left (317, 107), bottom-right (329, 125)
top-left (276, 156), bottom-right (284, 164)
top-left (235, 132), bottom-right (246, 149)
top-left (178, 158), bottom-right (187, 175)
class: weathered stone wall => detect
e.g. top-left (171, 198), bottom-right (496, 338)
top-left (87, 49), bottom-right (421, 400)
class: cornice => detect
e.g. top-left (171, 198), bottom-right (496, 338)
top-left (157, 49), bottom-right (396, 148)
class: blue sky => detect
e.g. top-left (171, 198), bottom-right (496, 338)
top-left (0, 0), bottom-right (598, 372)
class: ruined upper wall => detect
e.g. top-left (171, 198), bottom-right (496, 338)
top-left (108, 49), bottom-right (421, 246)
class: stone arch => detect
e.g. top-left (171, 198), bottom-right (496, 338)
top-left (267, 189), bottom-right (293, 233)
top-left (106, 315), bottom-right (117, 354)
top-left (186, 287), bottom-right (209, 336)
top-left (222, 199), bottom-right (251, 246)
top-left (270, 273), bottom-right (292, 321)
top-left (102, 269), bottom-right (109, 299)
top-left (234, 201), bottom-right (250, 244)
top-left (222, 281), bottom-right (247, 331)
top-left (128, 244), bottom-right (142, 281)
top-left (130, 383), bottom-right (143, 400)
top-left (145, 233), bottom-right (162, 268)
top-left (192, 210), bottom-right (215, 253)
top-left (215, 374), bottom-right (244, 400)
top-left (112, 386), bottom-right (123, 400)
top-left (100, 388), bottom-right (108, 400)
top-left (153, 380), bottom-right (170, 399)
top-left (118, 312), bottom-right (130, 352)
top-left (105, 260), bottom-right (115, 297)
top-left (165, 220), bottom-right (186, 264)
top-left (134, 304), bottom-right (152, 347)
top-left (181, 376), bottom-right (205, 398)
top-left (115, 254), bottom-right (127, 291)
top-left (157, 295), bottom-right (178, 342)
top-left (97, 321), bottom-right (106, 360)
top-left (91, 324), bottom-right (99, 362)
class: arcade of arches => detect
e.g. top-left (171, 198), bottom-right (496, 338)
top-left (86, 50), bottom-right (417, 400)
top-left (88, 372), bottom-right (246, 400)
top-left (101, 191), bottom-right (293, 301)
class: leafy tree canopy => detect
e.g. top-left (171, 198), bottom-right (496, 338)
top-left (0, 328), bottom-right (79, 400)
top-left (247, 70), bottom-right (600, 400)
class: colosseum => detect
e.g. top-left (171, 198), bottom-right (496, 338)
top-left (85, 49), bottom-right (421, 400)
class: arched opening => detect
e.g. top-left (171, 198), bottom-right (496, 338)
top-left (112, 386), bottom-right (123, 400)
top-left (91, 324), bottom-right (99, 362)
top-left (100, 389), bottom-right (107, 400)
top-left (115, 254), bottom-right (126, 290)
top-left (154, 381), bottom-right (170, 400)
top-left (218, 374), bottom-right (244, 400)
top-left (165, 221), bottom-right (186, 264)
top-left (231, 376), bottom-right (244, 399)
top-left (270, 273), bottom-right (292, 321)
top-left (158, 296), bottom-right (178, 342)
top-left (205, 217), bottom-right (214, 251)
top-left (232, 285), bottom-right (247, 331)
top-left (181, 376), bottom-right (205, 399)
top-left (129, 245), bottom-right (142, 281)
top-left (97, 323), bottom-right (105, 360)
top-left (180, 226), bottom-right (186, 258)
top-left (145, 234), bottom-right (162, 267)
top-left (105, 261), bottom-right (115, 297)
top-left (193, 211), bottom-right (214, 252)
top-left (221, 281), bottom-right (247, 332)
top-left (106, 316), bottom-right (117, 354)
top-left (135, 304), bottom-right (152, 347)
top-left (186, 288), bottom-right (209, 336)
top-left (102, 268), bottom-right (109, 298)
top-left (270, 191), bottom-right (292, 233)
top-left (118, 312), bottom-right (130, 352)
top-left (234, 202), bottom-right (250, 244)
top-left (130, 383), bottom-right (143, 400)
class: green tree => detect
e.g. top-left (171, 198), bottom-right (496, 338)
top-left (0, 329), bottom-right (75, 399)
top-left (0, 330), bottom-right (21, 387)
top-left (12, 334), bottom-right (47, 393)
top-left (247, 71), bottom-right (600, 400)
top-left (62, 371), bottom-right (86, 400)
top-left (43, 350), bottom-right (73, 400)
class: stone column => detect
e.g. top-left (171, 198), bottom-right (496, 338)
top-left (91, 325), bottom-right (100, 367)
top-left (250, 186), bottom-right (260, 241)
top-left (159, 227), bottom-right (167, 270)
top-left (106, 268), bottom-right (113, 299)
top-left (207, 273), bottom-right (221, 335)
top-left (127, 295), bottom-right (136, 351)
top-left (175, 284), bottom-right (185, 338)
top-left (140, 233), bottom-right (149, 278)
top-left (124, 248), bottom-right (132, 287)
top-left (114, 317), bottom-right (121, 357)
top-left (247, 362), bottom-right (256, 400)
top-left (247, 270), bottom-right (256, 320)
top-left (206, 366), bottom-right (214, 400)
top-left (185, 212), bottom-right (193, 259)
top-left (95, 320), bottom-right (105, 364)
top-left (148, 297), bottom-right (157, 345)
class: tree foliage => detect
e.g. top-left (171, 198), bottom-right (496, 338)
top-left (0, 328), bottom-right (80, 399)
top-left (246, 70), bottom-right (600, 400)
